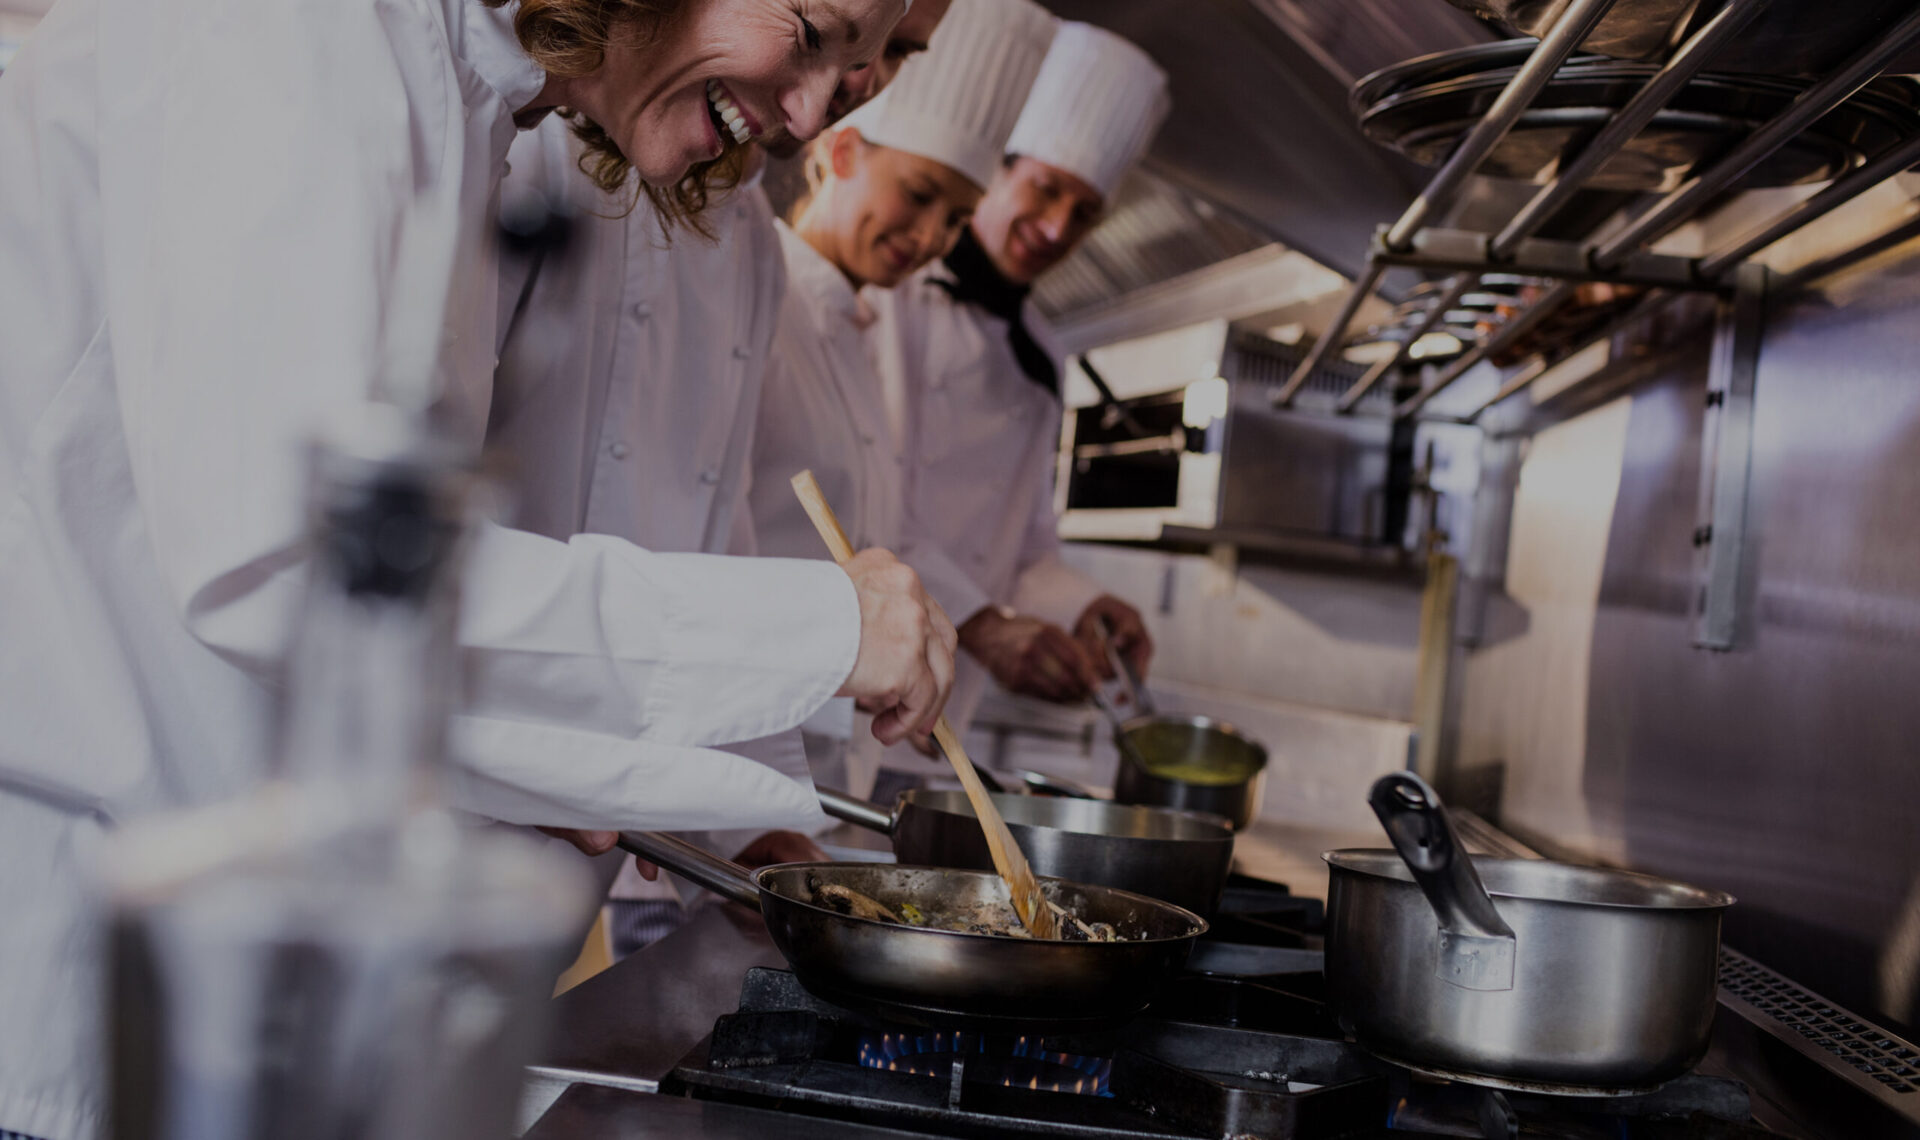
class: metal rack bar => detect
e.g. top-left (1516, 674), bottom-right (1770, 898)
top-left (1492, 0), bottom-right (1771, 257)
top-left (1468, 288), bottom-right (1676, 420)
top-left (1776, 208), bottom-right (1920, 292)
top-left (1396, 281), bottom-right (1578, 418)
top-left (1698, 131), bottom-right (1920, 279)
top-left (1273, 0), bottom-right (1619, 408)
top-left (1271, 262), bottom-right (1382, 406)
top-left (1397, 7), bottom-right (1920, 420)
top-left (1592, 7), bottom-right (1920, 268)
top-left (1386, 0), bottom-right (1620, 251)
top-left (1336, 275), bottom-right (1469, 411)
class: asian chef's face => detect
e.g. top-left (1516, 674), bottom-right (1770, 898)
top-left (970, 156), bottom-right (1106, 285)
top-left (568, 0), bottom-right (903, 186)
top-left (809, 129), bottom-right (981, 289)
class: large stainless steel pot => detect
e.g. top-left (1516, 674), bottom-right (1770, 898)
top-left (617, 832), bottom-right (1206, 1034)
top-left (816, 787), bottom-right (1236, 918)
top-left (1111, 714), bottom-right (1268, 830)
top-left (1323, 773), bottom-right (1735, 1093)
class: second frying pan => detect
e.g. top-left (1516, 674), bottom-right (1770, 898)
top-left (817, 786), bottom-right (1235, 919)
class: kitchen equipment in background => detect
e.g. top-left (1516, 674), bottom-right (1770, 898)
top-left (1354, 41), bottom-right (1920, 192)
top-left (1111, 714), bottom-right (1270, 830)
top-left (791, 469), bottom-right (1058, 939)
top-left (815, 786), bottom-right (1236, 919)
top-left (1058, 324), bottom-right (1461, 557)
top-left (614, 832), bottom-right (1206, 1033)
top-left (1325, 772), bottom-right (1735, 1091)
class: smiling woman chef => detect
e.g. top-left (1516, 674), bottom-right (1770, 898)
top-left (0, 0), bottom-right (961, 1136)
top-left (746, 0), bottom-right (1057, 796)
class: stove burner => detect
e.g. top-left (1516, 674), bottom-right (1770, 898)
top-left (855, 1031), bottom-right (1112, 1096)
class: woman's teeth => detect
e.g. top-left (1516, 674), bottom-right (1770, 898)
top-left (706, 80), bottom-right (753, 146)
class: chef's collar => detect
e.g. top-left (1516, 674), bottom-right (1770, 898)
top-left (933, 227), bottom-right (1056, 393)
top-left (457, 2), bottom-right (550, 129)
top-left (777, 222), bottom-right (878, 329)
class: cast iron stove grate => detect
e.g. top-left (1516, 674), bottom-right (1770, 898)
top-left (662, 967), bottom-right (1389, 1139)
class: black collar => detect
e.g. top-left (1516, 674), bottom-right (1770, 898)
top-left (932, 227), bottom-right (1058, 394)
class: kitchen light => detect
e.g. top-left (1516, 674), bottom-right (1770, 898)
top-left (1182, 376), bottom-right (1230, 428)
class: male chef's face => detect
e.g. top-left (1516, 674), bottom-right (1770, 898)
top-left (578, 0), bottom-right (903, 187)
top-left (969, 156), bottom-right (1106, 285)
top-left (820, 129), bottom-right (981, 289)
top-left (761, 0), bottom-right (953, 160)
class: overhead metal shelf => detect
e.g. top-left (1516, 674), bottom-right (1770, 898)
top-left (1271, 0), bottom-right (1920, 423)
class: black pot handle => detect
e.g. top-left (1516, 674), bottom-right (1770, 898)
top-left (1367, 772), bottom-right (1516, 991)
top-left (815, 788), bottom-right (898, 835)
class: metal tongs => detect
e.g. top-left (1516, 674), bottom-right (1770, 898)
top-left (1089, 617), bottom-right (1155, 769)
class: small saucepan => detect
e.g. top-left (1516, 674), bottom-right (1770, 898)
top-left (1323, 773), bottom-right (1734, 1093)
top-left (1111, 714), bottom-right (1269, 830)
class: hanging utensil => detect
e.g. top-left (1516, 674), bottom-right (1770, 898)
top-left (1097, 614), bottom-right (1156, 717)
top-left (789, 470), bottom-right (1060, 940)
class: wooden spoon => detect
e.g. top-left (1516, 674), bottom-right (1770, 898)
top-left (790, 470), bottom-right (1060, 940)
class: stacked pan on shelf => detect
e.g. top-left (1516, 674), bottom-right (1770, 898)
top-left (1344, 273), bottom-right (1548, 366)
top-left (1354, 40), bottom-right (1920, 194)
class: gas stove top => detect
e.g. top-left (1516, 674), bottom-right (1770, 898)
top-left (526, 853), bottom-right (1920, 1140)
top-left (659, 965), bottom-right (1771, 1140)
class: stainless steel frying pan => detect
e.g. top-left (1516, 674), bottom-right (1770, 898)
top-left (618, 832), bottom-right (1207, 1033)
top-left (816, 787), bottom-right (1236, 919)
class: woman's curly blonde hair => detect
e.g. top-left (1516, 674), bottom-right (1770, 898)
top-left (487, 0), bottom-right (749, 235)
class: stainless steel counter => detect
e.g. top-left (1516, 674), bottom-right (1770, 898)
top-left (523, 1083), bottom-right (936, 1140)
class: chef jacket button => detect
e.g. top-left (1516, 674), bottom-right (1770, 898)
top-left (930, 377), bottom-right (945, 390)
top-left (731, 345), bottom-right (751, 360)
top-left (860, 432), bottom-right (876, 445)
top-left (1011, 408), bottom-right (1027, 420)
top-left (921, 456), bottom-right (934, 467)
top-left (631, 301), bottom-right (652, 321)
top-left (698, 469), bottom-right (720, 485)
top-left (609, 442), bottom-right (631, 460)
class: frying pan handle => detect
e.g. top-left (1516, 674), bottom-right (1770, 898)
top-left (1367, 773), bottom-right (1516, 992)
top-left (815, 788), bottom-right (897, 835)
top-left (616, 832), bottom-right (762, 910)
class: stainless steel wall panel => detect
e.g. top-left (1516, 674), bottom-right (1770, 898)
top-left (1465, 237), bottom-right (1920, 1033)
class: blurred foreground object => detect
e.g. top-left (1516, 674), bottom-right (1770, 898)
top-left (101, 410), bottom-right (591, 1140)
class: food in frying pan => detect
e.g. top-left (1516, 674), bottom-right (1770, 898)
top-left (805, 872), bottom-right (1124, 942)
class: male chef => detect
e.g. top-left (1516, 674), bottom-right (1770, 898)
top-left (872, 21), bottom-right (1173, 748)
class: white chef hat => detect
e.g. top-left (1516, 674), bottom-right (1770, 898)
top-left (839, 0), bottom-right (1058, 191)
top-left (1004, 22), bottom-right (1170, 198)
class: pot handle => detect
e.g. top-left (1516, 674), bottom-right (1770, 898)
top-left (815, 787), bottom-right (897, 835)
top-left (617, 832), bottom-right (762, 910)
top-left (1367, 773), bottom-right (1516, 992)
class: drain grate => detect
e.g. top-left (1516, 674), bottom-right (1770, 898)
top-left (1719, 950), bottom-right (1920, 1094)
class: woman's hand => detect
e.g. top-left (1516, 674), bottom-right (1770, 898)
top-left (959, 607), bottom-right (1104, 703)
top-left (1073, 595), bottom-right (1154, 682)
top-left (837, 549), bottom-right (957, 746)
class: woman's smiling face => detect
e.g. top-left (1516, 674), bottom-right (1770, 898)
top-left (565, 0), bottom-right (903, 187)
top-left (807, 129), bottom-right (982, 289)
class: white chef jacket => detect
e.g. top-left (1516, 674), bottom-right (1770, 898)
top-left (869, 261), bottom-right (1106, 737)
top-left (748, 224), bottom-right (914, 791)
top-left (488, 120), bottom-right (818, 899)
top-left (0, 3), bottom-right (856, 1136)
